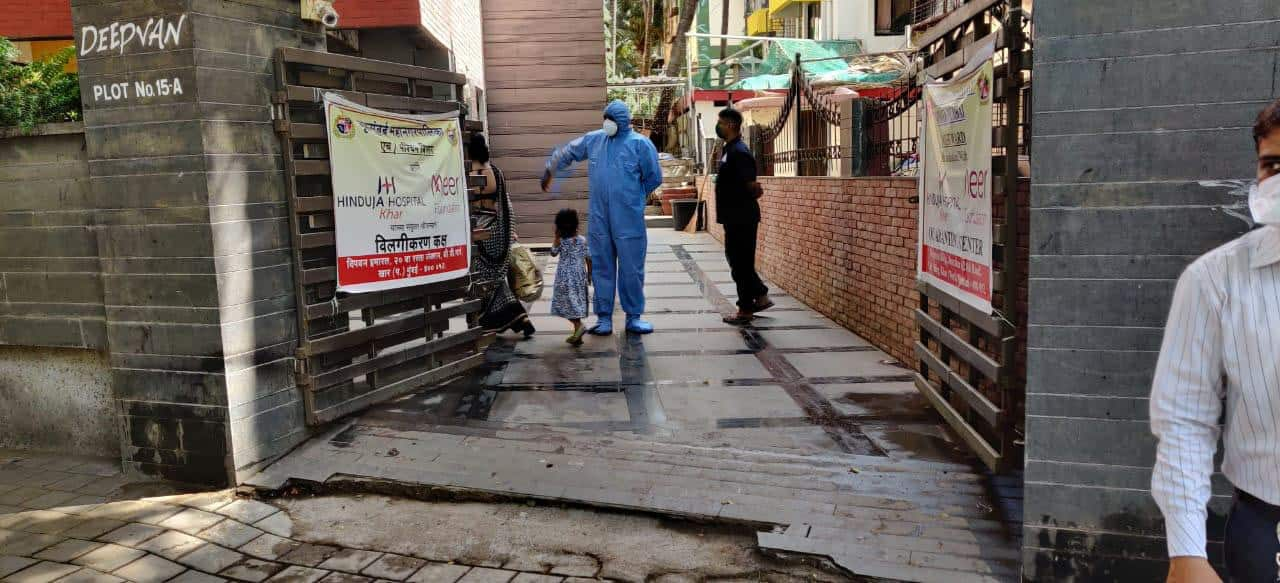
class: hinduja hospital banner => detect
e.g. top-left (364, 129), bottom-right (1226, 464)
top-left (324, 94), bottom-right (470, 293)
top-left (918, 57), bottom-right (995, 314)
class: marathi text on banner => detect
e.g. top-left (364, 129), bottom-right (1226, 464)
top-left (324, 94), bottom-right (471, 293)
top-left (917, 56), bottom-right (995, 314)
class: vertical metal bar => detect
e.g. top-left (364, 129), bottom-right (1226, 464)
top-left (793, 54), bottom-right (802, 176)
top-left (997, 0), bottom-right (1024, 472)
top-left (274, 50), bottom-right (320, 423)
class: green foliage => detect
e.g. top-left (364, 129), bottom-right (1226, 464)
top-left (0, 37), bottom-right (83, 132)
top-left (606, 0), bottom-right (667, 80)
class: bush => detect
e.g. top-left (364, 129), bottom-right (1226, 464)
top-left (0, 37), bottom-right (83, 132)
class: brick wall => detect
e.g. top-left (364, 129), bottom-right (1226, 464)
top-left (701, 174), bottom-right (1030, 390)
top-left (702, 176), bottom-right (921, 366)
top-left (0, 0), bottom-right (72, 40)
top-left (331, 0), bottom-right (420, 29)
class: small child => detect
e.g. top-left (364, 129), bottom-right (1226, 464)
top-left (550, 208), bottom-right (591, 345)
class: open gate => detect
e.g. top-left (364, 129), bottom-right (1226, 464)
top-left (272, 48), bottom-right (492, 425)
top-left (912, 0), bottom-right (1029, 472)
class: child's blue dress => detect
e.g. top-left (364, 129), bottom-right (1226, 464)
top-left (550, 235), bottom-right (590, 319)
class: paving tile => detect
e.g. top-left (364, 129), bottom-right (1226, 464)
top-left (278, 545), bottom-right (339, 568)
top-left (251, 514), bottom-right (293, 539)
top-left (785, 351), bottom-right (908, 379)
top-left (63, 498), bottom-right (108, 511)
top-left (45, 474), bottom-right (99, 494)
top-left (33, 539), bottom-right (104, 562)
top-left (487, 392), bottom-right (630, 425)
top-left (4, 561), bottom-right (82, 583)
top-left (12, 511), bottom-right (82, 535)
top-left (212, 502), bottom-right (277, 526)
top-left (59, 519), bottom-right (126, 541)
top-left (98, 524), bottom-right (166, 547)
top-left (178, 544), bottom-right (245, 574)
top-left (72, 477), bottom-right (125, 498)
top-left (197, 521), bottom-right (263, 550)
top-left (405, 564), bottom-right (469, 583)
top-left (74, 544), bottom-right (148, 573)
top-left (455, 569), bottom-right (515, 583)
top-left (0, 555), bottom-right (38, 578)
top-left (316, 573), bottom-right (372, 583)
top-left (57, 567), bottom-right (125, 583)
top-left (238, 535), bottom-right (299, 562)
top-left (20, 491), bottom-right (81, 510)
top-left (0, 530), bottom-right (64, 556)
top-left (159, 509), bottom-right (226, 536)
top-left (169, 570), bottom-right (228, 583)
top-left (137, 532), bottom-right (205, 561)
top-left (168, 493), bottom-right (234, 514)
top-left (111, 554), bottom-right (188, 583)
top-left (16, 471), bottom-right (67, 488)
top-left (547, 564), bottom-right (596, 578)
top-left (219, 559), bottom-right (284, 582)
top-left (316, 551), bottom-right (381, 574)
top-left (264, 566), bottom-right (329, 583)
top-left (359, 556), bottom-right (425, 582)
top-left (0, 506), bottom-right (23, 516)
top-left (87, 502), bottom-right (182, 527)
top-left (510, 576), bottom-right (561, 583)
top-left (0, 489), bottom-right (46, 506)
top-left (66, 461), bottom-right (121, 479)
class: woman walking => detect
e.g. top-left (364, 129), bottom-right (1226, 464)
top-left (469, 134), bottom-right (535, 337)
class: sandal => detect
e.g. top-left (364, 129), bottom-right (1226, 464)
top-left (566, 329), bottom-right (585, 346)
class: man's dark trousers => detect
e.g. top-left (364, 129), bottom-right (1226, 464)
top-left (723, 221), bottom-right (767, 311)
top-left (1225, 489), bottom-right (1280, 582)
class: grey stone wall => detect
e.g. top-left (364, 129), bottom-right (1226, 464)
top-left (70, 0), bottom-right (324, 486)
top-left (0, 346), bottom-right (115, 457)
top-left (0, 123), bottom-right (102, 349)
top-left (1024, 2), bottom-right (1280, 580)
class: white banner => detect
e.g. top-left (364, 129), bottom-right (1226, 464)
top-left (324, 94), bottom-right (471, 293)
top-left (918, 57), bottom-right (995, 314)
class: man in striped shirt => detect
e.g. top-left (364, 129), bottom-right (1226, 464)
top-left (1152, 97), bottom-right (1280, 583)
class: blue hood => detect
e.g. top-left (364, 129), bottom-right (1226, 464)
top-left (604, 100), bottom-right (632, 134)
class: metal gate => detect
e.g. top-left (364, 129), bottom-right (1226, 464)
top-left (272, 48), bottom-right (492, 425)
top-left (911, 0), bottom-right (1029, 472)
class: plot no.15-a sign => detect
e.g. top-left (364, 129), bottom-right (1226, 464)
top-left (324, 94), bottom-right (471, 293)
top-left (918, 58), bottom-right (995, 314)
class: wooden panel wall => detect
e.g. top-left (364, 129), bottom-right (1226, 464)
top-left (481, 0), bottom-right (606, 241)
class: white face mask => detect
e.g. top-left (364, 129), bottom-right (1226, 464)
top-left (602, 119), bottom-right (619, 137)
top-left (1249, 174), bottom-right (1280, 225)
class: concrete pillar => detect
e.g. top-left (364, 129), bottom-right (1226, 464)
top-left (71, 0), bottom-right (325, 486)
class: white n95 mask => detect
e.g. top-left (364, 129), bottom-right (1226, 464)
top-left (1249, 174), bottom-right (1280, 225)
top-left (602, 119), bottom-right (619, 137)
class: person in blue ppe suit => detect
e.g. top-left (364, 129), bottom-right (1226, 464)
top-left (541, 100), bottom-right (663, 335)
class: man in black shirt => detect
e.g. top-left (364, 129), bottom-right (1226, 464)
top-left (714, 107), bottom-right (773, 324)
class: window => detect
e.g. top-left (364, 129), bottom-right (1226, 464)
top-left (876, 0), bottom-right (913, 35)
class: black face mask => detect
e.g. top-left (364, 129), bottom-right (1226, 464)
top-left (715, 124), bottom-right (728, 140)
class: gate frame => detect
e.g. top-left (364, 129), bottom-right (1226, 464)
top-left (911, 0), bottom-right (1028, 472)
top-left (272, 47), bottom-right (492, 425)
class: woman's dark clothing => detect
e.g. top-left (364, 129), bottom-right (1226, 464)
top-left (472, 164), bottom-right (533, 335)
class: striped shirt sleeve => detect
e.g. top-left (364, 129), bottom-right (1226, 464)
top-left (1150, 260), bottom-right (1226, 559)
